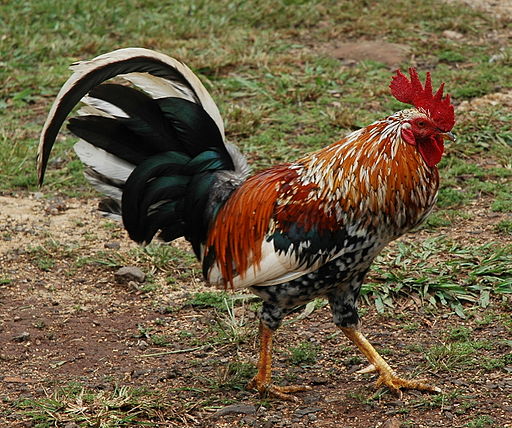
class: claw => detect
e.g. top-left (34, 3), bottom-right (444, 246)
top-left (247, 378), bottom-right (311, 401)
top-left (356, 364), bottom-right (376, 374)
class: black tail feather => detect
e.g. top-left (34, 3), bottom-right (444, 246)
top-left (157, 98), bottom-right (232, 167)
top-left (88, 84), bottom-right (177, 153)
top-left (68, 116), bottom-right (153, 165)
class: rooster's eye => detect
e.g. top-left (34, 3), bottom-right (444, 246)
top-left (417, 120), bottom-right (427, 127)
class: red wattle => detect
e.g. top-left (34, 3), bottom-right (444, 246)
top-left (418, 135), bottom-right (444, 167)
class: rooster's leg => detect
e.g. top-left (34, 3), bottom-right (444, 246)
top-left (341, 327), bottom-right (441, 397)
top-left (247, 322), bottom-right (311, 401)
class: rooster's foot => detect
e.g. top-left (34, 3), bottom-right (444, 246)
top-left (247, 378), bottom-right (311, 401)
top-left (341, 327), bottom-right (441, 397)
top-left (374, 371), bottom-right (441, 397)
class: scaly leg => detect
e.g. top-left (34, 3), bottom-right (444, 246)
top-left (247, 322), bottom-right (311, 401)
top-left (341, 327), bottom-right (441, 397)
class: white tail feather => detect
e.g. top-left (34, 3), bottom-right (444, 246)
top-left (74, 140), bottom-right (134, 183)
top-left (84, 174), bottom-right (123, 201)
top-left (120, 72), bottom-right (195, 101)
top-left (77, 105), bottom-right (113, 117)
top-left (81, 96), bottom-right (129, 118)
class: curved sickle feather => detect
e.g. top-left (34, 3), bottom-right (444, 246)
top-left (37, 48), bottom-right (224, 184)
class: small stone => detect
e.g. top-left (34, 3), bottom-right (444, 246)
top-left (104, 242), bottom-right (121, 250)
top-left (213, 404), bottom-right (257, 418)
top-left (137, 340), bottom-right (149, 349)
top-left (131, 369), bottom-right (151, 378)
top-left (382, 416), bottom-right (401, 428)
top-left (442, 30), bottom-right (464, 40)
top-left (12, 332), bottom-right (30, 343)
top-left (114, 266), bottom-right (145, 284)
top-left (310, 376), bottom-right (329, 385)
top-left (294, 407), bottom-right (321, 417)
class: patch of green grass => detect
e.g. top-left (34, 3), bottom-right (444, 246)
top-left (491, 198), bottom-right (512, 213)
top-left (436, 188), bottom-right (471, 209)
top-left (495, 219), bottom-right (512, 235)
top-left (423, 211), bottom-right (454, 229)
top-left (150, 334), bottom-right (171, 347)
top-left (447, 326), bottom-right (472, 341)
top-left (480, 354), bottom-right (511, 370)
top-left (216, 361), bottom-right (256, 391)
top-left (438, 50), bottom-right (466, 63)
top-left (211, 297), bottom-right (253, 346)
top-left (2, 0), bottom-right (511, 196)
top-left (452, 106), bottom-right (512, 164)
top-left (425, 340), bottom-right (494, 372)
top-left (288, 342), bottom-right (320, 365)
top-left (187, 291), bottom-right (233, 311)
top-left (75, 251), bottom-right (125, 268)
top-left (464, 415), bottom-right (495, 428)
top-left (132, 243), bottom-right (196, 271)
top-left (15, 383), bottom-right (168, 427)
top-left (364, 238), bottom-right (512, 317)
top-left (27, 240), bottom-right (79, 271)
top-left (422, 209), bottom-right (472, 230)
top-left (411, 390), bottom-right (461, 409)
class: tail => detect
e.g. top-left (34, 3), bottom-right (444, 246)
top-left (38, 48), bottom-right (250, 256)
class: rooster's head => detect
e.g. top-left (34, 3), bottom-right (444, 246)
top-left (390, 68), bottom-right (455, 167)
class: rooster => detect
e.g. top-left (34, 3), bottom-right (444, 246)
top-left (38, 48), bottom-right (455, 400)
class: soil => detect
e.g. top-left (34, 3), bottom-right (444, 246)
top-left (0, 187), bottom-right (511, 428)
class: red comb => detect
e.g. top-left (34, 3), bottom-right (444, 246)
top-left (390, 68), bottom-right (455, 132)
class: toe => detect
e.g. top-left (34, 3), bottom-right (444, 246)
top-left (356, 364), bottom-right (377, 374)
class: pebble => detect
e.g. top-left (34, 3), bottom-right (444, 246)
top-left (310, 376), bottom-right (329, 385)
top-left (382, 417), bottom-right (401, 428)
top-left (104, 242), bottom-right (121, 250)
top-left (213, 404), bottom-right (257, 418)
top-left (442, 30), bottom-right (464, 40)
top-left (294, 406), bottom-right (321, 418)
top-left (12, 332), bottom-right (30, 343)
top-left (114, 266), bottom-right (145, 284)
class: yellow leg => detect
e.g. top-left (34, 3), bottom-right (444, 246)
top-left (341, 327), bottom-right (441, 397)
top-left (247, 322), bottom-right (311, 401)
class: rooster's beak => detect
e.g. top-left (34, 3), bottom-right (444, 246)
top-left (442, 131), bottom-right (456, 142)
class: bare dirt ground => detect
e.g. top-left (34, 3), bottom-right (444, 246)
top-left (0, 192), bottom-right (510, 427)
